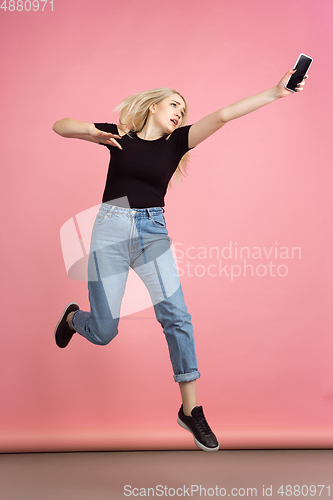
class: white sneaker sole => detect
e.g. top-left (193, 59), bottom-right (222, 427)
top-left (177, 417), bottom-right (220, 452)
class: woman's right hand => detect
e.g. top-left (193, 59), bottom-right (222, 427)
top-left (53, 118), bottom-right (123, 149)
top-left (89, 125), bottom-right (123, 150)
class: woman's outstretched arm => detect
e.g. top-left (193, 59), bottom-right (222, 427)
top-left (188, 69), bottom-right (307, 149)
top-left (52, 118), bottom-right (123, 149)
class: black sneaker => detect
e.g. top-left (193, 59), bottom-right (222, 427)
top-left (177, 405), bottom-right (219, 452)
top-left (54, 303), bottom-right (79, 348)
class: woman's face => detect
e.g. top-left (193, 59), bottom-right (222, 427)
top-left (151, 94), bottom-right (186, 133)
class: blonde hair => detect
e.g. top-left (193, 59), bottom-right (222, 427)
top-left (114, 87), bottom-right (190, 189)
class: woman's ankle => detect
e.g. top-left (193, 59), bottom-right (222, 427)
top-left (66, 312), bottom-right (75, 331)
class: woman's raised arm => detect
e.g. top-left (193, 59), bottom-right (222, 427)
top-left (52, 118), bottom-right (123, 149)
top-left (188, 69), bottom-right (307, 149)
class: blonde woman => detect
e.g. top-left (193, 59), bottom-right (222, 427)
top-left (53, 69), bottom-right (307, 452)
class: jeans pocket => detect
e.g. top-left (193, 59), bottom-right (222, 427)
top-left (151, 213), bottom-right (166, 228)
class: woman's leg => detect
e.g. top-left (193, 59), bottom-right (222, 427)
top-left (131, 208), bottom-right (219, 451)
top-left (69, 204), bottom-right (131, 345)
top-left (179, 380), bottom-right (197, 416)
top-left (131, 208), bottom-right (201, 382)
top-left (131, 224), bottom-right (200, 383)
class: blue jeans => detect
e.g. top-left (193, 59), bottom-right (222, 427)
top-left (71, 203), bottom-right (200, 383)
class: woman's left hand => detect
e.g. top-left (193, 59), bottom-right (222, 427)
top-left (275, 69), bottom-right (308, 98)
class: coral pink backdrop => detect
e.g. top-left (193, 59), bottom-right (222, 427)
top-left (1, 0), bottom-right (333, 451)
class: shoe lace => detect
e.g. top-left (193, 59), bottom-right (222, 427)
top-left (193, 408), bottom-right (213, 436)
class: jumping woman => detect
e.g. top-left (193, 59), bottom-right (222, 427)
top-left (53, 69), bottom-right (307, 452)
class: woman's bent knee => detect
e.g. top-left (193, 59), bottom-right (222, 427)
top-left (88, 319), bottom-right (119, 346)
top-left (92, 329), bottom-right (118, 346)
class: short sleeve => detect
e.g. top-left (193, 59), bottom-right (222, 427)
top-left (168, 124), bottom-right (194, 158)
top-left (94, 123), bottom-right (119, 133)
top-left (94, 123), bottom-right (119, 146)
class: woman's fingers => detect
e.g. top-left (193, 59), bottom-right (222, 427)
top-left (110, 137), bottom-right (123, 149)
top-left (295, 77), bottom-right (308, 91)
top-left (99, 132), bottom-right (123, 149)
top-left (277, 69), bottom-right (308, 97)
top-left (101, 132), bottom-right (122, 139)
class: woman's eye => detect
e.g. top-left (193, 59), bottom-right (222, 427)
top-left (171, 102), bottom-right (184, 117)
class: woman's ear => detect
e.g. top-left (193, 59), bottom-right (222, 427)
top-left (149, 103), bottom-right (156, 114)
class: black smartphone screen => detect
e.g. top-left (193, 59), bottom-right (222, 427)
top-left (286, 54), bottom-right (313, 92)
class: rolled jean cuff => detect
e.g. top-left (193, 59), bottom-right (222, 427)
top-left (174, 370), bottom-right (200, 383)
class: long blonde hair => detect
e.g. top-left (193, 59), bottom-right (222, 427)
top-left (114, 87), bottom-right (190, 189)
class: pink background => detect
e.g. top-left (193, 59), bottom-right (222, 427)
top-left (1, 0), bottom-right (333, 451)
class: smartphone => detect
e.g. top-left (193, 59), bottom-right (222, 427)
top-left (285, 53), bottom-right (313, 92)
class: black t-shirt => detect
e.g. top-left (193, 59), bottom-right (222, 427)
top-left (94, 123), bottom-right (194, 208)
